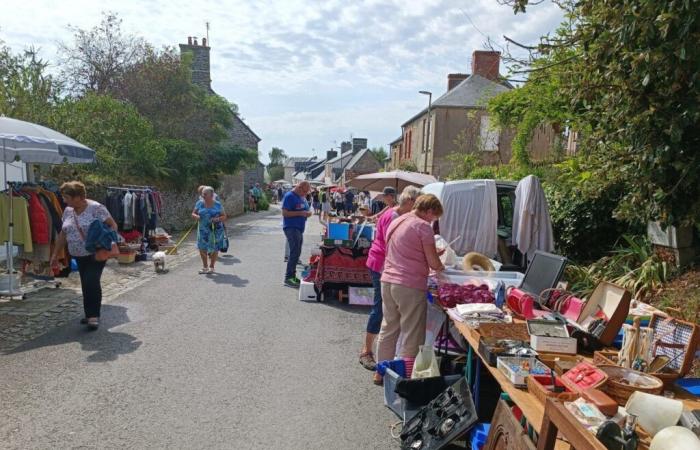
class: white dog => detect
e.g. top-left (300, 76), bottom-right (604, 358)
top-left (153, 251), bottom-right (167, 273)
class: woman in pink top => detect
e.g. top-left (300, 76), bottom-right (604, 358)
top-left (359, 186), bottom-right (422, 374)
top-left (375, 194), bottom-right (445, 384)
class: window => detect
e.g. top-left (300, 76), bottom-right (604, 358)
top-left (480, 115), bottom-right (499, 152)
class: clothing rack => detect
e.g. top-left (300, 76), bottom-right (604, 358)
top-left (105, 185), bottom-right (162, 241)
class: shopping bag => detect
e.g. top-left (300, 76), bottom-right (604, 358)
top-left (424, 302), bottom-right (446, 348)
top-left (411, 345), bottom-right (440, 379)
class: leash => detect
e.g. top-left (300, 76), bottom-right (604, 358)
top-left (167, 222), bottom-right (196, 255)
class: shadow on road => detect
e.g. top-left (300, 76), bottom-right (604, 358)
top-left (217, 255), bottom-right (241, 265)
top-left (206, 273), bottom-right (249, 287)
top-left (6, 304), bottom-right (141, 362)
top-left (302, 296), bottom-right (372, 316)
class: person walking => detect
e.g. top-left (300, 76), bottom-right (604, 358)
top-left (358, 186), bottom-right (421, 372)
top-left (320, 188), bottom-right (331, 222)
top-left (374, 194), bottom-right (445, 384)
top-left (192, 186), bottom-right (227, 274)
top-left (50, 181), bottom-right (118, 330)
top-left (344, 189), bottom-right (356, 215)
top-left (282, 181), bottom-right (312, 288)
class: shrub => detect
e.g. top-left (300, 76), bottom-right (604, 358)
top-left (257, 192), bottom-right (270, 211)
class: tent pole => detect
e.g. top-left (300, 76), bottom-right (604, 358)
top-left (3, 139), bottom-right (13, 294)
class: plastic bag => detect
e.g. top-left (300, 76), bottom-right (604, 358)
top-left (424, 303), bottom-right (446, 347)
top-left (412, 345), bottom-right (440, 379)
top-left (435, 235), bottom-right (457, 267)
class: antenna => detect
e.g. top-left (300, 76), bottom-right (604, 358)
top-left (206, 21), bottom-right (210, 45)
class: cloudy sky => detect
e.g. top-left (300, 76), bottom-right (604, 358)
top-left (2, 0), bottom-right (564, 163)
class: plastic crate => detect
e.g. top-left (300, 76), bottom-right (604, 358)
top-left (384, 368), bottom-right (463, 422)
top-left (439, 270), bottom-right (524, 288)
top-left (328, 223), bottom-right (350, 240)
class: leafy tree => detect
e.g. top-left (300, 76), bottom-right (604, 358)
top-left (268, 165), bottom-right (285, 181)
top-left (58, 12), bottom-right (148, 94)
top-left (0, 42), bottom-right (63, 124)
top-left (268, 147), bottom-right (287, 167)
top-left (369, 146), bottom-right (388, 163)
top-left (495, 0), bottom-right (700, 226)
top-left (50, 93), bottom-right (166, 181)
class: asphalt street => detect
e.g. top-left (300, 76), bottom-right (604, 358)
top-left (0, 209), bottom-right (399, 449)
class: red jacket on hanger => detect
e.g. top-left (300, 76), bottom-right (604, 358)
top-left (27, 192), bottom-right (50, 245)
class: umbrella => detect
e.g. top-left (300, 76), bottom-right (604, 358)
top-left (346, 170), bottom-right (437, 192)
top-left (0, 117), bottom-right (96, 295)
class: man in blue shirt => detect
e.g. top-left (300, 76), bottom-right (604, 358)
top-left (282, 181), bottom-right (312, 287)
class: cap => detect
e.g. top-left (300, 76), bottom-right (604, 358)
top-left (382, 186), bottom-right (396, 196)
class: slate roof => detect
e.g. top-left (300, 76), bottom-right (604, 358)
top-left (389, 136), bottom-right (403, 146)
top-left (402, 74), bottom-right (512, 126)
top-left (345, 148), bottom-right (373, 170)
top-left (326, 150), bottom-right (354, 165)
top-left (284, 156), bottom-right (315, 167)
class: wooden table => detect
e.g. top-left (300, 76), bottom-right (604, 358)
top-left (449, 316), bottom-right (700, 450)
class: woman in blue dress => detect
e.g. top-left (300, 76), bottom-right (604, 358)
top-left (192, 186), bottom-right (227, 274)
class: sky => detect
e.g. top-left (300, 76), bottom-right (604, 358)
top-left (1, 0), bottom-right (564, 164)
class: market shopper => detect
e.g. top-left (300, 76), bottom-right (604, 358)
top-left (192, 186), bottom-right (227, 274)
top-left (282, 181), bottom-right (312, 288)
top-left (374, 194), bottom-right (445, 384)
top-left (50, 181), bottom-right (118, 331)
top-left (320, 188), bottom-right (331, 221)
top-left (359, 186), bottom-right (422, 372)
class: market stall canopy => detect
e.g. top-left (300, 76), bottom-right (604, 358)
top-left (346, 170), bottom-right (437, 192)
top-left (0, 117), bottom-right (96, 164)
top-left (272, 179), bottom-right (287, 184)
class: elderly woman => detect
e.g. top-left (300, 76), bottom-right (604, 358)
top-left (50, 181), bottom-right (118, 330)
top-left (192, 186), bottom-right (227, 274)
top-left (374, 194), bottom-right (445, 384)
top-left (358, 186), bottom-right (422, 372)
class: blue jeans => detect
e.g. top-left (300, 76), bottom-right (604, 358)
top-left (366, 269), bottom-right (383, 334)
top-left (284, 228), bottom-right (303, 279)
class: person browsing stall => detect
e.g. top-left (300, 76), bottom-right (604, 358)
top-left (192, 186), bottom-right (227, 274)
top-left (50, 181), bottom-right (118, 331)
top-left (374, 194), bottom-right (445, 384)
top-left (358, 186), bottom-right (422, 373)
top-left (282, 181), bottom-right (312, 288)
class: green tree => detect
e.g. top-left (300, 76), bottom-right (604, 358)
top-left (369, 146), bottom-right (388, 163)
top-left (50, 93), bottom-right (166, 181)
top-left (0, 41), bottom-right (62, 124)
top-left (496, 0), bottom-right (700, 226)
top-left (268, 147), bottom-right (287, 166)
top-left (268, 165), bottom-right (285, 181)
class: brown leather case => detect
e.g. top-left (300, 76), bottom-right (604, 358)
top-left (581, 388), bottom-right (618, 417)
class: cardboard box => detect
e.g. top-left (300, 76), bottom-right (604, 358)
top-left (527, 320), bottom-right (578, 355)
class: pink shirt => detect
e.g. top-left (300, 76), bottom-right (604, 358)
top-left (381, 212), bottom-right (435, 291)
top-left (366, 208), bottom-right (399, 273)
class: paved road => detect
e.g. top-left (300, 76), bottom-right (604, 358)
top-left (0, 209), bottom-right (398, 449)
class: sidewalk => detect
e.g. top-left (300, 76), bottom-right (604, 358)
top-left (0, 207), bottom-right (284, 353)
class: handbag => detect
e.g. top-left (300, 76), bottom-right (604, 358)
top-left (220, 224), bottom-right (230, 253)
top-left (73, 211), bottom-right (119, 261)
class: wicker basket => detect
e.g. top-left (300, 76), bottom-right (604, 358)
top-left (478, 322), bottom-right (530, 341)
top-left (593, 350), bottom-right (680, 390)
top-left (597, 365), bottom-right (664, 405)
top-left (527, 374), bottom-right (579, 406)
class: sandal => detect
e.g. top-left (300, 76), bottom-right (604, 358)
top-left (373, 373), bottom-right (383, 386)
top-left (87, 318), bottom-right (99, 330)
top-left (359, 352), bottom-right (377, 371)
top-left (199, 268), bottom-right (208, 274)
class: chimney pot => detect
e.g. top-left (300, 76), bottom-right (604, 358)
top-left (447, 73), bottom-right (469, 91)
top-left (471, 50), bottom-right (500, 81)
top-left (202, 37), bottom-right (207, 47)
top-left (193, 37), bottom-right (198, 46)
top-left (188, 36), bottom-right (192, 45)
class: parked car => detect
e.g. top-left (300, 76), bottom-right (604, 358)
top-left (423, 178), bottom-right (551, 272)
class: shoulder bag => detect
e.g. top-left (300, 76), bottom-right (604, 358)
top-left (73, 211), bottom-right (119, 261)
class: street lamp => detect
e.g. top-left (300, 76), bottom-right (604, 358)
top-left (419, 90), bottom-right (432, 174)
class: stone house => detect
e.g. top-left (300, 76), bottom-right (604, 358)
top-left (388, 136), bottom-right (403, 169)
top-left (178, 36), bottom-right (262, 208)
top-left (283, 156), bottom-right (317, 183)
top-left (393, 50), bottom-right (557, 178)
top-left (323, 148), bottom-right (381, 185)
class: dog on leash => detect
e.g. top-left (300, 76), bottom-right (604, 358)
top-left (153, 251), bottom-right (167, 273)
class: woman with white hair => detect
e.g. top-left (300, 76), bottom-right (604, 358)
top-left (192, 186), bottom-right (227, 274)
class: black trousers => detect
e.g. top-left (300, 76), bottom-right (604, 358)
top-left (75, 256), bottom-right (106, 318)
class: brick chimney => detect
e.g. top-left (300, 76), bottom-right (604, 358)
top-left (326, 150), bottom-right (338, 160)
top-left (179, 36), bottom-right (212, 91)
top-left (471, 50), bottom-right (500, 81)
top-left (447, 73), bottom-right (469, 91)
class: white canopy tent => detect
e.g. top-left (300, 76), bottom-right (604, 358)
top-left (0, 117), bottom-right (96, 296)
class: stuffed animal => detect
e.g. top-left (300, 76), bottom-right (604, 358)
top-left (153, 251), bottom-right (166, 273)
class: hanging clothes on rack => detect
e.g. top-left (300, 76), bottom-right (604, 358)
top-left (0, 192), bottom-right (33, 252)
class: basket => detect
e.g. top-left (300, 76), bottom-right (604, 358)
top-left (593, 350), bottom-right (680, 390)
top-left (597, 365), bottom-right (663, 405)
top-left (527, 374), bottom-right (579, 406)
top-left (648, 313), bottom-right (699, 377)
top-left (117, 251), bottom-right (136, 264)
top-left (478, 322), bottom-right (530, 341)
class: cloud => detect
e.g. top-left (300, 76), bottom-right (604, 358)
top-left (1, 0), bottom-right (564, 161)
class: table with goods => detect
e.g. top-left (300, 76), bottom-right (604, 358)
top-left (300, 217), bottom-right (374, 302)
top-left (378, 250), bottom-right (700, 450)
